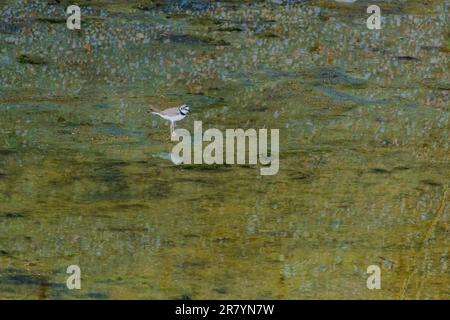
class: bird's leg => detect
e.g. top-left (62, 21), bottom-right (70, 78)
top-left (170, 122), bottom-right (175, 138)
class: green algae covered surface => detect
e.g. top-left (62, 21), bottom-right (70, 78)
top-left (0, 0), bottom-right (449, 299)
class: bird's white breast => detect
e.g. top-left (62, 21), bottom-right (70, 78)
top-left (161, 114), bottom-right (186, 122)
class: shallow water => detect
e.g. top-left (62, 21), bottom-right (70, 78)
top-left (0, 0), bottom-right (449, 299)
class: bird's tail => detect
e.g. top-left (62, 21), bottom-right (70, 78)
top-left (147, 105), bottom-right (160, 115)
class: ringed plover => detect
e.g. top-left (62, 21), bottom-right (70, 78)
top-left (148, 104), bottom-right (190, 137)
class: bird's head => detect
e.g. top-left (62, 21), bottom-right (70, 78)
top-left (180, 104), bottom-right (190, 115)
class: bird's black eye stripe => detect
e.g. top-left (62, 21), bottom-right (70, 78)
top-left (179, 107), bottom-right (188, 116)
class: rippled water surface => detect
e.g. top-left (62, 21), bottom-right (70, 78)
top-left (0, 0), bottom-right (449, 299)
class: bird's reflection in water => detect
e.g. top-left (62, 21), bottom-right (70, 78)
top-left (159, 152), bottom-right (184, 165)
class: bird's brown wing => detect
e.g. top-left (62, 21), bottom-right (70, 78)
top-left (159, 107), bottom-right (180, 116)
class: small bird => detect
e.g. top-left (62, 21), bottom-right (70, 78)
top-left (147, 104), bottom-right (190, 137)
